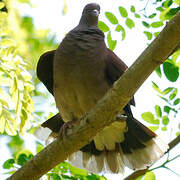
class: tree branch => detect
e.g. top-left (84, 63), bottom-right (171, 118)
top-left (8, 11), bottom-right (180, 180)
top-left (124, 135), bottom-right (180, 180)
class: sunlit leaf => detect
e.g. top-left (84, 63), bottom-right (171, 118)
top-left (155, 66), bottom-right (162, 77)
top-left (125, 18), bottom-right (135, 29)
top-left (142, 21), bottom-right (150, 28)
top-left (161, 127), bottom-right (167, 131)
top-left (148, 126), bottom-right (159, 132)
top-left (152, 81), bottom-right (161, 93)
top-left (174, 0), bottom-right (180, 5)
top-left (141, 112), bottom-right (159, 124)
top-left (163, 0), bottom-right (173, 7)
top-left (173, 98), bottom-right (180, 105)
top-left (163, 61), bottom-right (179, 82)
top-left (115, 24), bottom-right (126, 40)
top-left (162, 87), bottom-right (173, 95)
top-left (3, 159), bottom-right (15, 169)
top-left (166, 7), bottom-right (180, 16)
top-left (155, 105), bottom-right (162, 117)
top-left (169, 88), bottom-right (178, 100)
top-left (0, 103), bottom-right (2, 115)
top-left (36, 142), bottom-right (44, 153)
top-left (144, 31), bottom-right (152, 40)
top-left (49, 173), bottom-right (61, 180)
top-left (162, 116), bottom-right (169, 125)
top-left (154, 32), bottom-right (160, 37)
top-left (135, 13), bottom-right (141, 18)
top-left (144, 171), bottom-right (155, 180)
top-left (151, 21), bottom-right (164, 28)
top-left (130, 6), bottom-right (135, 13)
top-left (0, 2), bottom-right (5, 9)
top-left (148, 13), bottom-right (156, 18)
top-left (156, 6), bottom-right (164, 12)
top-left (105, 12), bottom-right (118, 24)
top-left (107, 31), bottom-right (117, 50)
top-left (164, 106), bottom-right (171, 114)
top-left (98, 21), bottom-right (109, 32)
top-left (0, 116), bottom-right (5, 133)
top-left (119, 6), bottom-right (128, 17)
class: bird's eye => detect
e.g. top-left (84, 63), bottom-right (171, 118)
top-left (87, 9), bottom-right (99, 16)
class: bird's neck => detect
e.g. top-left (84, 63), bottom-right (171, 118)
top-left (79, 15), bottom-right (98, 28)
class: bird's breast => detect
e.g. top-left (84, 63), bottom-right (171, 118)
top-left (54, 44), bottom-right (109, 122)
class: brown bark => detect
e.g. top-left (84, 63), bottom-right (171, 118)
top-left (8, 10), bottom-right (180, 180)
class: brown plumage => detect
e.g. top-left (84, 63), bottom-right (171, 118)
top-left (35, 3), bottom-right (168, 173)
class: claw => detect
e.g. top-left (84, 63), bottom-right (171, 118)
top-left (59, 119), bottom-right (77, 137)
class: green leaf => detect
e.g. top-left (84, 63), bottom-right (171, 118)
top-left (144, 171), bottom-right (155, 180)
top-left (161, 127), bottom-right (167, 131)
top-left (130, 6), bottom-right (136, 13)
top-left (162, 87), bottom-right (173, 95)
top-left (107, 31), bottom-right (117, 51)
top-left (169, 89), bottom-right (178, 100)
top-left (135, 175), bottom-right (143, 180)
top-left (151, 21), bottom-right (164, 28)
top-left (49, 173), bottom-right (61, 180)
top-left (148, 126), bottom-right (159, 132)
top-left (141, 112), bottom-right (154, 122)
top-left (166, 7), bottom-right (180, 16)
top-left (115, 24), bottom-right (126, 40)
top-left (0, 2), bottom-right (5, 9)
top-left (155, 66), bottom-right (162, 77)
top-left (69, 165), bottom-right (88, 177)
top-left (144, 31), bottom-right (152, 40)
top-left (152, 81), bottom-right (161, 93)
top-left (163, 0), bottom-right (173, 7)
top-left (173, 98), bottom-right (180, 105)
top-left (142, 21), bottom-right (150, 28)
top-left (176, 132), bottom-right (180, 136)
top-left (164, 106), bottom-right (171, 114)
top-left (162, 116), bottom-right (169, 125)
top-left (125, 18), bottom-right (135, 29)
top-left (148, 13), bottom-right (157, 18)
top-left (135, 13), bottom-right (141, 18)
top-left (0, 116), bottom-right (5, 133)
top-left (156, 6), bottom-right (164, 12)
top-left (119, 6), bottom-right (128, 18)
top-left (17, 154), bottom-right (28, 166)
top-left (3, 159), bottom-right (15, 169)
top-left (0, 103), bottom-right (2, 115)
top-left (154, 32), bottom-right (160, 37)
top-left (155, 105), bottom-right (162, 117)
top-left (98, 21), bottom-right (109, 32)
top-left (105, 12), bottom-right (118, 25)
top-left (141, 112), bottom-right (159, 124)
top-left (36, 142), bottom-right (44, 153)
top-left (163, 61), bottom-right (179, 82)
top-left (174, 0), bottom-right (180, 5)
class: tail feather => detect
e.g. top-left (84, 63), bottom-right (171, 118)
top-left (35, 114), bottom-right (169, 173)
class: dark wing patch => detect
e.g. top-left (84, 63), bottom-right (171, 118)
top-left (105, 48), bottom-right (135, 106)
top-left (37, 50), bottom-right (55, 95)
top-left (41, 113), bottom-right (64, 133)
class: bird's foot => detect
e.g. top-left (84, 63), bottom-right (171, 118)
top-left (59, 119), bottom-right (77, 137)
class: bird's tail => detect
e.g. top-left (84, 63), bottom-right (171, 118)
top-left (35, 113), bottom-right (169, 173)
top-left (68, 117), bottom-right (168, 173)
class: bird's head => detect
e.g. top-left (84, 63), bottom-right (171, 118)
top-left (79, 3), bottom-right (100, 27)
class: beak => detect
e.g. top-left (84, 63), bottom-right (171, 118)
top-left (92, 9), bottom-right (100, 17)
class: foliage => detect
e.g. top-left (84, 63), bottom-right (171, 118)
top-left (0, 0), bottom-right (34, 135)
